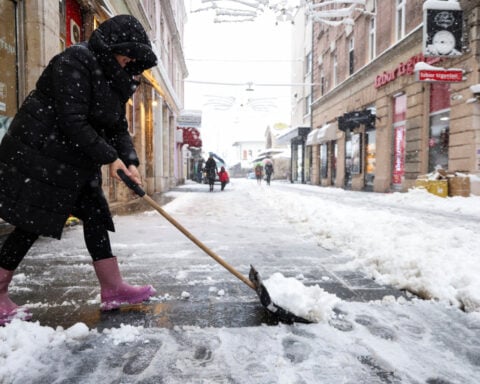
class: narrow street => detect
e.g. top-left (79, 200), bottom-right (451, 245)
top-left (2, 179), bottom-right (479, 383)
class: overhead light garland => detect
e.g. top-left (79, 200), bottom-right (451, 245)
top-left (189, 0), bottom-right (369, 25)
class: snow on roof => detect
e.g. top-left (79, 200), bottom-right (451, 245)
top-left (423, 0), bottom-right (461, 11)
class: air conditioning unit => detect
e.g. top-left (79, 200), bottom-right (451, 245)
top-left (70, 20), bottom-right (81, 44)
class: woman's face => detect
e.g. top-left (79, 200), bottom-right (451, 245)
top-left (114, 54), bottom-right (135, 68)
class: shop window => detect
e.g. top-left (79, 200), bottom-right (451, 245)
top-left (320, 143), bottom-right (328, 179)
top-left (0, 0), bottom-right (17, 133)
top-left (351, 133), bottom-right (362, 175)
top-left (392, 94), bottom-right (406, 186)
top-left (345, 131), bottom-right (352, 188)
top-left (428, 111), bottom-right (449, 172)
top-left (332, 142), bottom-right (337, 185)
top-left (428, 83), bottom-right (450, 172)
top-left (365, 131), bottom-right (376, 189)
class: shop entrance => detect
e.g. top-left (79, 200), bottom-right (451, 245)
top-left (331, 142), bottom-right (337, 186)
top-left (364, 130), bottom-right (376, 191)
top-left (344, 130), bottom-right (353, 189)
top-left (428, 83), bottom-right (450, 172)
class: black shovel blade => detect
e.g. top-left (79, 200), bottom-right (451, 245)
top-left (248, 265), bottom-right (311, 324)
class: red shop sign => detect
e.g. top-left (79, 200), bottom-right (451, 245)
top-left (374, 54), bottom-right (441, 88)
top-left (415, 69), bottom-right (463, 82)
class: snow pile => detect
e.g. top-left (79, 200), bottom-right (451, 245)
top-left (261, 184), bottom-right (480, 312)
top-left (0, 320), bottom-right (91, 379)
top-left (263, 272), bottom-right (341, 323)
top-left (103, 323), bottom-right (143, 345)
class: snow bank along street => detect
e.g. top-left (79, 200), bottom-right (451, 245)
top-left (1, 179), bottom-right (480, 383)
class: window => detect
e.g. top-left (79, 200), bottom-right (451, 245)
top-left (304, 94), bottom-right (312, 116)
top-left (140, 0), bottom-right (156, 31)
top-left (396, 0), bottom-right (406, 41)
top-left (305, 51), bottom-right (312, 75)
top-left (320, 70), bottom-right (325, 96)
top-left (369, 17), bottom-right (376, 60)
top-left (333, 53), bottom-right (338, 87)
top-left (349, 38), bottom-right (354, 75)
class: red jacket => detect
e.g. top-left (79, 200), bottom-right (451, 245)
top-left (218, 169), bottom-right (229, 183)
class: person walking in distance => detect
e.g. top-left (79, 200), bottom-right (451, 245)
top-left (264, 159), bottom-right (274, 186)
top-left (254, 163), bottom-right (264, 185)
top-left (218, 166), bottom-right (229, 191)
top-left (204, 154), bottom-right (218, 192)
top-left (0, 15), bottom-right (158, 325)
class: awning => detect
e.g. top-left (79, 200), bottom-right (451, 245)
top-left (276, 126), bottom-right (311, 145)
top-left (306, 130), bottom-right (319, 146)
top-left (338, 110), bottom-right (375, 131)
top-left (317, 122), bottom-right (338, 144)
top-left (177, 127), bottom-right (202, 148)
top-left (306, 123), bottom-right (338, 146)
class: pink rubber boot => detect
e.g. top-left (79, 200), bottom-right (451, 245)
top-left (0, 267), bottom-right (32, 325)
top-left (93, 257), bottom-right (156, 311)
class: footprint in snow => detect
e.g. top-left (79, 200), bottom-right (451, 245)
top-left (282, 336), bottom-right (312, 364)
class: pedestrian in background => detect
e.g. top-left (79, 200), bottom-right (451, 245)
top-left (218, 166), bottom-right (229, 191)
top-left (204, 154), bottom-right (218, 192)
top-left (264, 159), bottom-right (274, 186)
top-left (0, 15), bottom-right (158, 326)
top-left (254, 163), bottom-right (264, 185)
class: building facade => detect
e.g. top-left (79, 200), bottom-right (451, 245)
top-left (0, 0), bottom-right (188, 216)
top-left (308, 0), bottom-right (480, 194)
top-left (281, 6), bottom-right (314, 184)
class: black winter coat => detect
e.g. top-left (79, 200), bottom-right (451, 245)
top-left (0, 15), bottom-right (157, 239)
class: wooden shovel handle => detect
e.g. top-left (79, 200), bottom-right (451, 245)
top-left (117, 170), bottom-right (255, 290)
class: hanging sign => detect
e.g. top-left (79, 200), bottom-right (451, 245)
top-left (414, 62), bottom-right (464, 83)
top-left (177, 110), bottom-right (202, 129)
top-left (416, 69), bottom-right (463, 82)
top-left (423, 0), bottom-right (463, 57)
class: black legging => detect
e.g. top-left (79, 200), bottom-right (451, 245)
top-left (0, 219), bottom-right (113, 271)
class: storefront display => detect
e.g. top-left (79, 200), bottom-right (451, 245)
top-left (392, 94), bottom-right (407, 187)
top-left (365, 131), bottom-right (376, 189)
top-left (351, 133), bottom-right (361, 175)
top-left (428, 83), bottom-right (450, 172)
top-left (0, 0), bottom-right (17, 123)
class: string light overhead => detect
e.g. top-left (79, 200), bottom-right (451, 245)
top-left (190, 0), bottom-right (369, 25)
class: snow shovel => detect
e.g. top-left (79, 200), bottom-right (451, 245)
top-left (117, 170), bottom-right (310, 323)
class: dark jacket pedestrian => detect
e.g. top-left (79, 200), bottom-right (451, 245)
top-left (218, 166), bottom-right (229, 191)
top-left (0, 15), bottom-right (158, 326)
top-left (264, 161), bottom-right (274, 185)
top-left (204, 155), bottom-right (217, 191)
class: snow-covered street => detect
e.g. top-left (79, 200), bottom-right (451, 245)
top-left (1, 178), bottom-right (480, 383)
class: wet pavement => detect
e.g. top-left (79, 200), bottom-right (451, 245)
top-left (3, 179), bottom-right (480, 384)
top-left (4, 180), bottom-right (410, 332)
